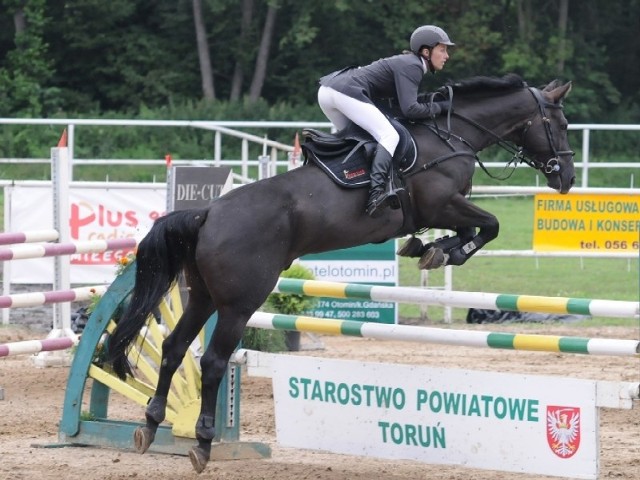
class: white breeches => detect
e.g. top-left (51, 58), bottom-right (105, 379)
top-left (318, 85), bottom-right (399, 156)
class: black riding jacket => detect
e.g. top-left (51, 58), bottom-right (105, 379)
top-left (319, 52), bottom-right (439, 119)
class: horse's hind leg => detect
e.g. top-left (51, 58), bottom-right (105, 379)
top-left (188, 306), bottom-right (253, 473)
top-left (135, 288), bottom-right (214, 454)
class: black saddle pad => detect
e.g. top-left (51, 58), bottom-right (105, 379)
top-left (302, 120), bottom-right (417, 188)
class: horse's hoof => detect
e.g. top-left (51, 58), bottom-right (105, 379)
top-left (418, 248), bottom-right (444, 270)
top-left (396, 237), bottom-right (423, 258)
top-left (189, 446), bottom-right (210, 474)
top-left (133, 426), bottom-right (155, 454)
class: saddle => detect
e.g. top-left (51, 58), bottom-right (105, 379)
top-left (301, 118), bottom-right (417, 189)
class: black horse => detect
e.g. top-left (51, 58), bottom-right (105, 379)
top-left (107, 74), bottom-right (574, 473)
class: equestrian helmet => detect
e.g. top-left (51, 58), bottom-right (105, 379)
top-left (410, 25), bottom-right (455, 52)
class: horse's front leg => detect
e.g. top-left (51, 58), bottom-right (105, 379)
top-left (416, 227), bottom-right (477, 269)
top-left (444, 220), bottom-right (498, 266)
top-left (418, 197), bottom-right (500, 269)
top-left (397, 227), bottom-right (473, 258)
top-left (397, 227), bottom-right (476, 268)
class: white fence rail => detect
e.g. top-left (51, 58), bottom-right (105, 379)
top-left (0, 119), bottom-right (638, 187)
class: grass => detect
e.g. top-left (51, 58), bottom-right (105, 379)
top-left (1, 183), bottom-right (637, 326)
top-left (398, 197), bottom-right (639, 325)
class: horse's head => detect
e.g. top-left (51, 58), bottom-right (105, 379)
top-left (432, 75), bottom-right (576, 194)
top-left (519, 80), bottom-right (575, 193)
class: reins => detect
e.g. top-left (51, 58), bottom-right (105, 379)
top-left (405, 85), bottom-right (574, 181)
top-left (402, 87), bottom-right (479, 180)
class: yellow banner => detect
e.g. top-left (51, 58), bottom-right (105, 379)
top-left (533, 193), bottom-right (640, 251)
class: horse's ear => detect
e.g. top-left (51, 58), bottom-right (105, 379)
top-left (544, 81), bottom-right (572, 104)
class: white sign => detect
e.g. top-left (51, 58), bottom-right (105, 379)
top-left (272, 356), bottom-right (599, 479)
top-left (298, 260), bottom-right (397, 283)
top-left (6, 184), bottom-right (166, 284)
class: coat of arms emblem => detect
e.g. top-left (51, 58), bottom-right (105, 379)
top-left (546, 405), bottom-right (581, 458)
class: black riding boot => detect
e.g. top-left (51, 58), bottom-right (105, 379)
top-left (366, 148), bottom-right (401, 218)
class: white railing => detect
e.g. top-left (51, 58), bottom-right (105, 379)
top-left (0, 119), bottom-right (331, 181)
top-left (0, 119), bottom-right (638, 186)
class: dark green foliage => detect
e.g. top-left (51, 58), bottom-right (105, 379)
top-left (0, 0), bottom-right (56, 116)
top-left (263, 263), bottom-right (318, 315)
top-left (0, 0), bottom-right (638, 121)
top-left (0, 0), bottom-right (637, 183)
top-left (240, 326), bottom-right (287, 353)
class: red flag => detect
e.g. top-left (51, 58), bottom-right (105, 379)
top-left (165, 153), bottom-right (172, 168)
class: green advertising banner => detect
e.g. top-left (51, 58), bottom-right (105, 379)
top-left (298, 240), bottom-right (397, 324)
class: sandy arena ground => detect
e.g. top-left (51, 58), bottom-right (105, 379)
top-left (1, 323), bottom-right (639, 480)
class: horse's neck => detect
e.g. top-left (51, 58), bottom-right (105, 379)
top-left (455, 91), bottom-right (534, 151)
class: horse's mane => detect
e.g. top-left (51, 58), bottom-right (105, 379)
top-left (442, 73), bottom-right (526, 95)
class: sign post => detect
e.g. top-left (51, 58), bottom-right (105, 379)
top-left (298, 240), bottom-right (398, 324)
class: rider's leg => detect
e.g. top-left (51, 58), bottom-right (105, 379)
top-left (367, 145), bottom-right (398, 217)
top-left (317, 86), bottom-right (351, 130)
top-left (317, 87), bottom-right (402, 216)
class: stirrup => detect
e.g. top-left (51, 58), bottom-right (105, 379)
top-left (387, 190), bottom-right (401, 210)
top-left (366, 190), bottom-right (398, 218)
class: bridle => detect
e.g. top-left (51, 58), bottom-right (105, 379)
top-left (415, 85), bottom-right (575, 178)
top-left (520, 87), bottom-right (575, 174)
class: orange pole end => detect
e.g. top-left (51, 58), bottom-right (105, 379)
top-left (293, 132), bottom-right (301, 154)
top-left (57, 129), bottom-right (68, 147)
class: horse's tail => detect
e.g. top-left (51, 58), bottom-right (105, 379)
top-left (107, 208), bottom-right (209, 380)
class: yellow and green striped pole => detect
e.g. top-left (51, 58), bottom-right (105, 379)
top-left (274, 278), bottom-right (639, 318)
top-left (248, 312), bottom-right (640, 356)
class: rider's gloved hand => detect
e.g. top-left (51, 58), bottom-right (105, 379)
top-left (434, 100), bottom-right (452, 115)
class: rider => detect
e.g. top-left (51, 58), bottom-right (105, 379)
top-left (317, 25), bottom-right (454, 218)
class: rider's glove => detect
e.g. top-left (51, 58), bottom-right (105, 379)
top-left (434, 100), bottom-right (452, 115)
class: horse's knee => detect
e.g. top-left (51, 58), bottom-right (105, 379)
top-left (482, 221), bottom-right (499, 242)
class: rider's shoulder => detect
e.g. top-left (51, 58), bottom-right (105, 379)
top-left (382, 52), bottom-right (423, 69)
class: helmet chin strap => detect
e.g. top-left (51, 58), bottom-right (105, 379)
top-left (424, 50), bottom-right (435, 74)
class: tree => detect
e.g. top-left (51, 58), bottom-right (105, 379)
top-left (0, 0), bottom-right (635, 122)
top-left (0, 0), bottom-right (54, 116)
top-left (556, 0), bottom-right (569, 74)
top-left (248, 1), bottom-right (278, 102)
top-left (229, 0), bottom-right (254, 101)
top-left (193, 0), bottom-right (215, 99)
